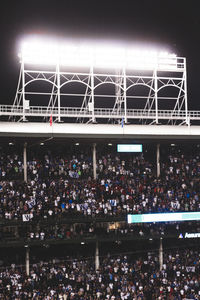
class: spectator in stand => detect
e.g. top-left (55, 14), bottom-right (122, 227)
top-left (0, 146), bottom-right (200, 221)
top-left (0, 248), bottom-right (200, 299)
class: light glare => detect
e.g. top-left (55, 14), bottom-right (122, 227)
top-left (20, 38), bottom-right (178, 70)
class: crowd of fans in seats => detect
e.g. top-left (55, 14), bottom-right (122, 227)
top-left (1, 146), bottom-right (200, 222)
top-left (0, 248), bottom-right (200, 299)
top-left (1, 145), bottom-right (200, 299)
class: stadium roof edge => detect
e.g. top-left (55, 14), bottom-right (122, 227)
top-left (0, 122), bottom-right (200, 140)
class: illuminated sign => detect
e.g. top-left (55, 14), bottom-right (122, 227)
top-left (117, 144), bottom-right (142, 153)
top-left (127, 212), bottom-right (200, 223)
top-left (179, 232), bottom-right (200, 239)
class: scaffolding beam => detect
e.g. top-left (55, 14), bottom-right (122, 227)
top-left (10, 56), bottom-right (188, 125)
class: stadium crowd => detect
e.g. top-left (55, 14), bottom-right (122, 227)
top-left (0, 248), bottom-right (200, 299)
top-left (0, 145), bottom-right (200, 299)
top-left (0, 146), bottom-right (200, 221)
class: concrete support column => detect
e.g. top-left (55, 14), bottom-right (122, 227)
top-left (95, 240), bottom-right (100, 271)
top-left (23, 142), bottom-right (27, 182)
top-left (159, 238), bottom-right (163, 271)
top-left (156, 143), bottom-right (160, 178)
top-left (93, 143), bottom-right (97, 180)
top-left (14, 226), bottom-right (19, 239)
top-left (25, 247), bottom-right (30, 276)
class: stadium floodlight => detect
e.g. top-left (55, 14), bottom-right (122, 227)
top-left (20, 40), bottom-right (59, 65)
top-left (19, 37), bottom-right (178, 70)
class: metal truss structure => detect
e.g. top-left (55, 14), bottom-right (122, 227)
top-left (1, 55), bottom-right (197, 125)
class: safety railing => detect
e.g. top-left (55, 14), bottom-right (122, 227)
top-left (1, 105), bottom-right (200, 121)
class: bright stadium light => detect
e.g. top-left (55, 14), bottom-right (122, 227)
top-left (20, 40), bottom-right (59, 65)
top-left (94, 46), bottom-right (125, 68)
top-left (19, 38), bottom-right (178, 70)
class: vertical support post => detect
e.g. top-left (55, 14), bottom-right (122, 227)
top-left (159, 238), bottom-right (163, 271)
top-left (12, 65), bottom-right (23, 108)
top-left (156, 143), bottom-right (160, 178)
top-left (95, 240), bottom-right (100, 270)
top-left (23, 142), bottom-right (27, 183)
top-left (184, 58), bottom-right (189, 125)
top-left (91, 67), bottom-right (95, 123)
top-left (57, 64), bottom-right (61, 122)
top-left (154, 69), bottom-right (158, 124)
top-left (25, 247), bottom-right (30, 276)
top-left (123, 68), bottom-right (127, 124)
top-left (93, 143), bottom-right (97, 180)
top-left (22, 61), bottom-right (26, 122)
top-left (115, 69), bottom-right (121, 116)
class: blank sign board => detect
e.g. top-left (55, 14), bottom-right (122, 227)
top-left (127, 212), bottom-right (200, 223)
top-left (117, 144), bottom-right (142, 152)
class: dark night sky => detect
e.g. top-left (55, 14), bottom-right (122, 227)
top-left (0, 0), bottom-right (200, 109)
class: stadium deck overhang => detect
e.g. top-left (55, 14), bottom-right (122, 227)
top-left (0, 122), bottom-right (200, 140)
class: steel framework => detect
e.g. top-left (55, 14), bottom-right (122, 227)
top-left (4, 55), bottom-right (193, 125)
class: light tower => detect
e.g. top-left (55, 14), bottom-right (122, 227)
top-left (8, 37), bottom-right (188, 125)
